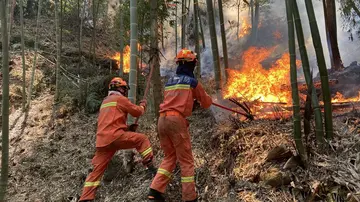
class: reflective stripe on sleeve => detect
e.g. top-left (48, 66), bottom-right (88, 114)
top-left (100, 102), bottom-right (117, 109)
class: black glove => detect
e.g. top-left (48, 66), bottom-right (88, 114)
top-left (192, 99), bottom-right (201, 112)
top-left (128, 123), bottom-right (139, 132)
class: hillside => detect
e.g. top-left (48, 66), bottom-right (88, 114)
top-left (2, 1), bottom-right (360, 201)
top-left (4, 44), bottom-right (360, 201)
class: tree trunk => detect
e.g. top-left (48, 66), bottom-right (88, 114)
top-left (175, 2), bottom-right (178, 55)
top-left (181, 0), bottom-right (186, 48)
top-left (323, 0), bottom-right (344, 71)
top-left (150, 0), bottom-right (161, 119)
top-left (80, 0), bottom-right (85, 66)
top-left (305, 0), bottom-right (334, 139)
top-left (292, 0), bottom-right (324, 144)
top-left (119, 0), bottom-right (124, 76)
top-left (218, 0), bottom-right (228, 81)
top-left (322, 0), bottom-right (334, 69)
top-left (250, 0), bottom-right (259, 45)
top-left (250, 0), bottom-right (254, 27)
top-left (19, 0), bottom-right (27, 111)
top-left (27, 0), bottom-right (42, 109)
top-left (161, 22), bottom-right (165, 51)
top-left (91, 0), bottom-right (100, 67)
top-left (206, 0), bottom-right (222, 90)
top-left (0, 0), bottom-right (10, 199)
top-left (138, 13), bottom-right (145, 95)
top-left (128, 0), bottom-right (138, 121)
top-left (237, 0), bottom-right (240, 39)
top-left (194, 0), bottom-right (201, 77)
top-left (55, 0), bottom-right (61, 103)
top-left (286, 0), bottom-right (307, 165)
top-left (8, 0), bottom-right (15, 44)
top-left (198, 10), bottom-right (205, 49)
top-left (78, 0), bottom-right (82, 72)
top-left (25, 0), bottom-right (36, 18)
top-left (60, 0), bottom-right (63, 52)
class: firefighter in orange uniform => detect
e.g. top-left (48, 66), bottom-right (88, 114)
top-left (148, 49), bottom-right (213, 202)
top-left (79, 77), bottom-right (156, 202)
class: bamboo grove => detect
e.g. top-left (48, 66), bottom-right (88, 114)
top-left (1, 0), bottom-right (354, 199)
top-left (286, 0), bottom-right (335, 164)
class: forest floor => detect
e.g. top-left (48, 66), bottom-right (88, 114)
top-left (5, 87), bottom-right (360, 202)
top-left (2, 19), bottom-right (360, 202)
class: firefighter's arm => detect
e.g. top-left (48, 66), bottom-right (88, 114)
top-left (118, 98), bottom-right (145, 117)
top-left (193, 82), bottom-right (212, 109)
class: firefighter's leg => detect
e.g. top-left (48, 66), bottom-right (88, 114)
top-left (149, 117), bottom-right (177, 199)
top-left (79, 149), bottom-right (116, 201)
top-left (110, 131), bottom-right (154, 166)
top-left (149, 134), bottom-right (176, 193)
top-left (175, 121), bottom-right (197, 201)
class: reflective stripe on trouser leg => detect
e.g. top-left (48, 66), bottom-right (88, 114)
top-left (150, 117), bottom-right (177, 193)
top-left (79, 150), bottom-right (115, 201)
top-left (140, 146), bottom-right (153, 165)
top-left (116, 131), bottom-right (154, 165)
top-left (176, 131), bottom-right (196, 201)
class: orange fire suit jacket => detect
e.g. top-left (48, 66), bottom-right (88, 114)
top-left (159, 75), bottom-right (212, 117)
top-left (96, 93), bottom-right (145, 148)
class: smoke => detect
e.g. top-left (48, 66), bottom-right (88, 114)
top-left (160, 0), bottom-right (360, 77)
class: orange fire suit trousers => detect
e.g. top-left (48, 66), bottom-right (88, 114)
top-left (79, 131), bottom-right (153, 201)
top-left (150, 113), bottom-right (197, 201)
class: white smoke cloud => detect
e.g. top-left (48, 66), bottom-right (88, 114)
top-left (160, 0), bottom-right (360, 77)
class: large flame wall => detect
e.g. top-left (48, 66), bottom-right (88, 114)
top-left (224, 47), bottom-right (300, 104)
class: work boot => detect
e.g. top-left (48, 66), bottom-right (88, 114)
top-left (148, 188), bottom-right (165, 202)
top-left (146, 163), bottom-right (157, 178)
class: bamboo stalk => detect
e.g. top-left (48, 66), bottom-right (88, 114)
top-left (292, 0), bottom-right (324, 144)
top-left (0, 0), bottom-right (9, 199)
top-left (206, 0), bottom-right (222, 90)
top-left (304, 0), bottom-right (334, 139)
top-left (218, 0), bottom-right (229, 81)
top-left (19, 0), bottom-right (27, 111)
top-left (237, 0), bottom-right (240, 39)
top-left (55, 0), bottom-right (60, 102)
top-left (175, 1), bottom-right (178, 55)
top-left (27, 0), bottom-right (43, 109)
top-left (128, 0), bottom-right (138, 122)
top-left (286, 0), bottom-right (307, 164)
top-left (181, 0), bottom-right (186, 48)
top-left (194, 0), bottom-right (201, 77)
top-left (119, 0), bottom-right (124, 76)
top-left (150, 0), bottom-right (161, 119)
top-left (198, 6), bottom-right (206, 49)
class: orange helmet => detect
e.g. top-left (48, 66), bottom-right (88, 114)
top-left (109, 77), bottom-right (129, 90)
top-left (175, 48), bottom-right (197, 63)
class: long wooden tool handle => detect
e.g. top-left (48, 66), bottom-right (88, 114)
top-left (134, 58), bottom-right (155, 124)
top-left (212, 102), bottom-right (249, 117)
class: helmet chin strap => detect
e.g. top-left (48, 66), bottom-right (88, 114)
top-left (108, 87), bottom-right (128, 96)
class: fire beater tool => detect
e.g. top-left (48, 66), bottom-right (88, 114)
top-left (212, 102), bottom-right (254, 120)
top-left (128, 57), bottom-right (156, 132)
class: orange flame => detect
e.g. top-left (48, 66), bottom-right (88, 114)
top-left (111, 44), bottom-right (142, 73)
top-left (224, 47), bottom-right (301, 104)
top-left (238, 17), bottom-right (252, 38)
top-left (331, 91), bottom-right (360, 103)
